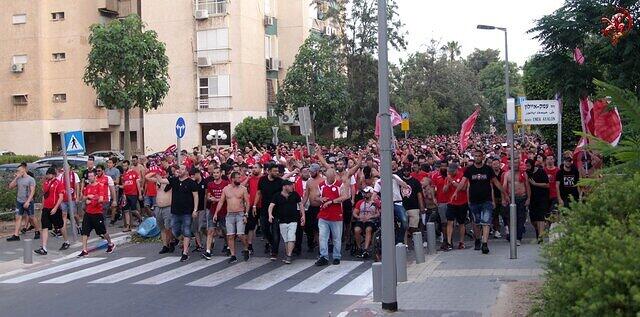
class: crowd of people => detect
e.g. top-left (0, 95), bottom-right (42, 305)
top-left (5, 133), bottom-right (597, 265)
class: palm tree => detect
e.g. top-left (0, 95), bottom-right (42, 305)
top-left (440, 41), bottom-right (462, 61)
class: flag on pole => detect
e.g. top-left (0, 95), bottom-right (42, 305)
top-left (459, 107), bottom-right (481, 151)
top-left (375, 107), bottom-right (403, 138)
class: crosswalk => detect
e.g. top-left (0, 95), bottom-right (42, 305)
top-left (0, 256), bottom-right (373, 296)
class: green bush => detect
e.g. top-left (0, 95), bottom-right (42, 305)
top-left (233, 116), bottom-right (304, 148)
top-left (0, 171), bottom-right (44, 217)
top-left (537, 174), bottom-right (640, 316)
top-left (0, 155), bottom-right (40, 165)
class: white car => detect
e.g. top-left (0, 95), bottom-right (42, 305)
top-left (89, 150), bottom-right (124, 161)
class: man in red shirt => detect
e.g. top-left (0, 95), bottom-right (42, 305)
top-left (315, 169), bottom-right (350, 266)
top-left (121, 160), bottom-right (142, 232)
top-left (78, 171), bottom-right (115, 257)
top-left (444, 162), bottom-right (468, 251)
top-left (544, 155), bottom-right (560, 217)
top-left (203, 167), bottom-right (229, 259)
top-left (144, 165), bottom-right (163, 218)
top-left (244, 163), bottom-right (262, 254)
top-left (430, 161), bottom-right (450, 249)
top-left (34, 168), bottom-right (66, 255)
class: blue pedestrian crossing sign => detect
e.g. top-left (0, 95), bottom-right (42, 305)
top-left (64, 131), bottom-right (85, 155)
top-left (175, 117), bottom-right (186, 139)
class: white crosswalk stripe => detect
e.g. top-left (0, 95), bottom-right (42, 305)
top-left (134, 257), bottom-right (226, 285)
top-left (187, 258), bottom-right (271, 287)
top-left (287, 261), bottom-right (363, 293)
top-left (41, 257), bottom-right (144, 284)
top-left (89, 257), bottom-right (179, 284)
top-left (334, 268), bottom-right (372, 296)
top-left (1, 258), bottom-right (104, 284)
top-left (236, 259), bottom-right (315, 290)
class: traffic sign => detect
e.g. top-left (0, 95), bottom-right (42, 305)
top-left (401, 112), bottom-right (409, 119)
top-left (63, 131), bottom-right (85, 155)
top-left (517, 96), bottom-right (527, 105)
top-left (522, 100), bottom-right (560, 125)
top-left (175, 117), bottom-right (186, 139)
top-left (401, 119), bottom-right (410, 131)
top-left (297, 107), bottom-right (312, 136)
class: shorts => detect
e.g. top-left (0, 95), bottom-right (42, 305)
top-left (446, 204), bottom-right (468, 224)
top-left (15, 201), bottom-right (34, 216)
top-left (225, 212), bottom-right (246, 235)
top-left (342, 200), bottom-right (353, 225)
top-left (41, 208), bottom-right (64, 230)
top-left (144, 196), bottom-right (156, 208)
top-left (279, 222), bottom-right (298, 242)
top-left (123, 195), bottom-right (138, 212)
top-left (81, 213), bottom-right (107, 236)
top-left (469, 201), bottom-right (493, 225)
top-left (171, 213), bottom-right (192, 238)
top-left (549, 198), bottom-right (559, 216)
top-left (529, 200), bottom-right (549, 222)
top-left (406, 209), bottom-right (420, 228)
top-left (244, 210), bottom-right (257, 233)
top-left (191, 210), bottom-right (204, 236)
top-left (60, 201), bottom-right (77, 214)
top-left (353, 220), bottom-right (378, 232)
top-left (154, 206), bottom-right (172, 230)
top-left (437, 203), bottom-right (448, 224)
top-left (202, 212), bottom-right (226, 230)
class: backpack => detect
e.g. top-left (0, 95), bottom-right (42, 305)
top-left (137, 217), bottom-right (160, 238)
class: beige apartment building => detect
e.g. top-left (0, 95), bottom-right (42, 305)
top-left (1, 0), bottom-right (339, 156)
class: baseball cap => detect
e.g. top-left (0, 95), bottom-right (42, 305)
top-left (363, 186), bottom-right (374, 193)
top-left (309, 163), bottom-right (321, 173)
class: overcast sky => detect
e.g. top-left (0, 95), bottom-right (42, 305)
top-left (388, 0), bottom-right (565, 67)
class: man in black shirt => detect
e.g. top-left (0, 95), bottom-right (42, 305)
top-left (165, 165), bottom-right (198, 262)
top-left (400, 166), bottom-right (424, 242)
top-left (254, 164), bottom-right (283, 258)
top-left (268, 180), bottom-right (305, 264)
top-left (191, 168), bottom-right (207, 253)
top-left (526, 159), bottom-right (550, 244)
top-left (556, 156), bottom-right (580, 207)
top-left (456, 149), bottom-right (504, 254)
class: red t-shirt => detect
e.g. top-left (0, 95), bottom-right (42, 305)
top-left (318, 180), bottom-right (343, 221)
top-left (247, 175), bottom-right (261, 208)
top-left (144, 166), bottom-right (165, 197)
top-left (410, 171), bottom-right (429, 182)
top-left (122, 170), bottom-right (140, 196)
top-left (294, 176), bottom-right (305, 197)
top-left (207, 179), bottom-right (229, 217)
top-left (43, 178), bottom-right (64, 209)
top-left (544, 166), bottom-right (559, 198)
top-left (430, 173), bottom-right (449, 204)
top-left (444, 170), bottom-right (468, 206)
top-left (83, 182), bottom-right (106, 214)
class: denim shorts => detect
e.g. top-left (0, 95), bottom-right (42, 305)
top-left (15, 201), bottom-right (34, 216)
top-left (469, 201), bottom-right (493, 225)
top-left (171, 213), bottom-right (192, 238)
top-left (144, 196), bottom-right (156, 208)
top-left (225, 212), bottom-right (246, 235)
top-left (60, 201), bottom-right (77, 214)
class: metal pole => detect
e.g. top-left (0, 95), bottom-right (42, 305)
top-left (395, 243), bottom-right (407, 282)
top-left (503, 29), bottom-right (517, 259)
top-left (305, 134), bottom-right (311, 157)
top-left (60, 132), bottom-right (78, 242)
top-left (23, 239), bottom-right (33, 264)
top-left (426, 222), bottom-right (436, 255)
top-left (372, 262), bottom-right (382, 302)
top-left (557, 99), bottom-right (563, 164)
top-left (412, 231), bottom-right (425, 263)
top-left (177, 137), bottom-right (182, 166)
top-left (377, 0), bottom-right (397, 311)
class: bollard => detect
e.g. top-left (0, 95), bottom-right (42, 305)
top-left (395, 243), bottom-right (407, 282)
top-left (412, 231), bottom-right (425, 263)
top-left (426, 222), bottom-right (437, 255)
top-left (23, 239), bottom-right (33, 264)
top-left (372, 262), bottom-right (382, 302)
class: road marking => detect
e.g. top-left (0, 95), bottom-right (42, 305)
top-left (134, 257), bottom-right (226, 285)
top-left (1, 258), bottom-right (104, 284)
top-left (188, 258), bottom-right (271, 287)
top-left (236, 259), bottom-right (315, 290)
top-left (89, 257), bottom-right (179, 284)
top-left (288, 261), bottom-right (362, 293)
top-left (334, 268), bottom-right (372, 296)
top-left (41, 257), bottom-right (144, 284)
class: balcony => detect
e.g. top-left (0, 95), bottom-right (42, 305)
top-left (198, 96), bottom-right (231, 110)
top-left (194, 0), bottom-right (228, 16)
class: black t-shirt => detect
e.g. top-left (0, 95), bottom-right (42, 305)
top-left (168, 176), bottom-right (198, 215)
top-left (464, 164), bottom-right (496, 204)
top-left (492, 169), bottom-right (504, 203)
top-left (401, 176), bottom-right (422, 210)
top-left (258, 176), bottom-right (283, 208)
top-left (271, 191), bottom-right (302, 223)
top-left (556, 167), bottom-right (580, 201)
top-left (528, 168), bottom-right (550, 203)
top-left (195, 179), bottom-right (207, 211)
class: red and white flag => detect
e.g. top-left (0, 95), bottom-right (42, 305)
top-left (374, 107), bottom-right (403, 138)
top-left (459, 107), bottom-right (481, 151)
top-left (576, 98), bottom-right (622, 148)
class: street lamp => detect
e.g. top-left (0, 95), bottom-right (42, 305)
top-left (206, 129), bottom-right (227, 148)
top-left (477, 24), bottom-right (518, 259)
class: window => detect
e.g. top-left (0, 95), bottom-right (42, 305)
top-left (12, 55), bottom-right (28, 64)
top-left (12, 94), bottom-right (28, 106)
top-left (199, 75), bottom-right (230, 97)
top-left (196, 28), bottom-right (229, 50)
top-left (52, 53), bottom-right (66, 61)
top-left (264, 36), bottom-right (277, 59)
top-left (51, 12), bottom-right (65, 21)
top-left (264, 0), bottom-right (271, 15)
top-left (12, 14), bottom-right (27, 25)
top-left (53, 93), bottom-right (67, 103)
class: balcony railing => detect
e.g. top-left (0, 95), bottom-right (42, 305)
top-left (195, 0), bottom-right (228, 16)
top-left (198, 96), bottom-right (231, 110)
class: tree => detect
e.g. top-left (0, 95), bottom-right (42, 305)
top-left (465, 48), bottom-right (500, 73)
top-left (478, 61), bottom-right (523, 130)
top-left (440, 41), bottom-right (462, 61)
top-left (83, 15), bottom-right (169, 159)
top-left (276, 35), bottom-right (348, 137)
top-left (233, 117), bottom-right (302, 148)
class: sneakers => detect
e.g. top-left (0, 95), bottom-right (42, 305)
top-left (248, 244), bottom-right (254, 255)
top-left (227, 255), bottom-right (238, 264)
top-left (332, 259), bottom-right (341, 265)
top-left (517, 240), bottom-right (522, 246)
top-left (106, 243), bottom-right (115, 254)
top-left (445, 243), bottom-right (453, 252)
top-left (439, 242), bottom-right (449, 251)
top-left (242, 250), bottom-right (250, 261)
top-left (34, 231), bottom-right (40, 240)
top-left (59, 242), bottom-right (70, 251)
top-left (159, 246), bottom-right (170, 254)
top-left (474, 239), bottom-right (481, 250)
top-left (481, 243), bottom-right (490, 254)
top-left (494, 231), bottom-right (502, 239)
top-left (458, 242), bottom-right (465, 250)
top-left (269, 254), bottom-right (277, 261)
top-left (34, 247), bottom-right (47, 255)
top-left (6, 235), bottom-right (20, 241)
top-left (223, 245), bottom-right (231, 256)
top-left (361, 251), bottom-right (370, 259)
top-left (192, 246), bottom-right (204, 253)
top-left (315, 257), bottom-right (329, 266)
top-left (202, 251), bottom-right (212, 260)
top-left (180, 253), bottom-right (189, 262)
top-left (283, 255), bottom-right (292, 264)
top-left (76, 226), bottom-right (82, 235)
top-left (77, 250), bottom-right (89, 257)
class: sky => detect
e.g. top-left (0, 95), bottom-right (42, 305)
top-left (388, 0), bottom-right (565, 66)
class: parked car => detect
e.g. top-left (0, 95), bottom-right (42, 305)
top-left (89, 150), bottom-right (124, 161)
top-left (0, 163), bottom-right (51, 176)
top-left (0, 150), bottom-right (16, 156)
top-left (34, 155), bottom-right (106, 168)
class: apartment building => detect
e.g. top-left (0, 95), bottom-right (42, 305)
top-left (1, 0), bottom-right (338, 156)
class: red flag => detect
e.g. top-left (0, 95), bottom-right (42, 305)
top-left (375, 107), bottom-right (403, 138)
top-left (459, 108), bottom-right (480, 151)
top-left (577, 97), bottom-right (622, 147)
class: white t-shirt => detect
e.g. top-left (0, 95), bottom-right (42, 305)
top-left (374, 175), bottom-right (403, 203)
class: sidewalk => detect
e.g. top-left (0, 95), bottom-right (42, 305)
top-left (340, 239), bottom-right (543, 317)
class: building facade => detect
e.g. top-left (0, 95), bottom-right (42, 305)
top-left (1, 0), bottom-right (337, 156)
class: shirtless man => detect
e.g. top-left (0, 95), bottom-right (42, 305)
top-left (502, 162), bottom-right (530, 245)
top-left (215, 172), bottom-right (251, 263)
top-left (303, 163), bottom-right (324, 252)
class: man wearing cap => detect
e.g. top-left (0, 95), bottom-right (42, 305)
top-left (34, 167), bottom-right (66, 255)
top-left (268, 179), bottom-right (305, 264)
top-left (352, 186), bottom-right (380, 258)
top-left (304, 163), bottom-right (324, 253)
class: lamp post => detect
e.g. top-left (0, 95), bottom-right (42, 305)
top-left (206, 129), bottom-right (227, 148)
top-left (477, 24), bottom-right (517, 259)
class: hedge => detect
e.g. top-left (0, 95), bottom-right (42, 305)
top-left (0, 155), bottom-right (40, 165)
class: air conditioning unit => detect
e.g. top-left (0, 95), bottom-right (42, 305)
top-left (279, 113), bottom-right (295, 125)
top-left (197, 56), bottom-right (211, 67)
top-left (11, 63), bottom-right (24, 73)
top-left (96, 99), bottom-right (105, 107)
top-left (267, 58), bottom-right (279, 71)
top-left (264, 16), bottom-right (274, 26)
top-left (195, 9), bottom-right (209, 20)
